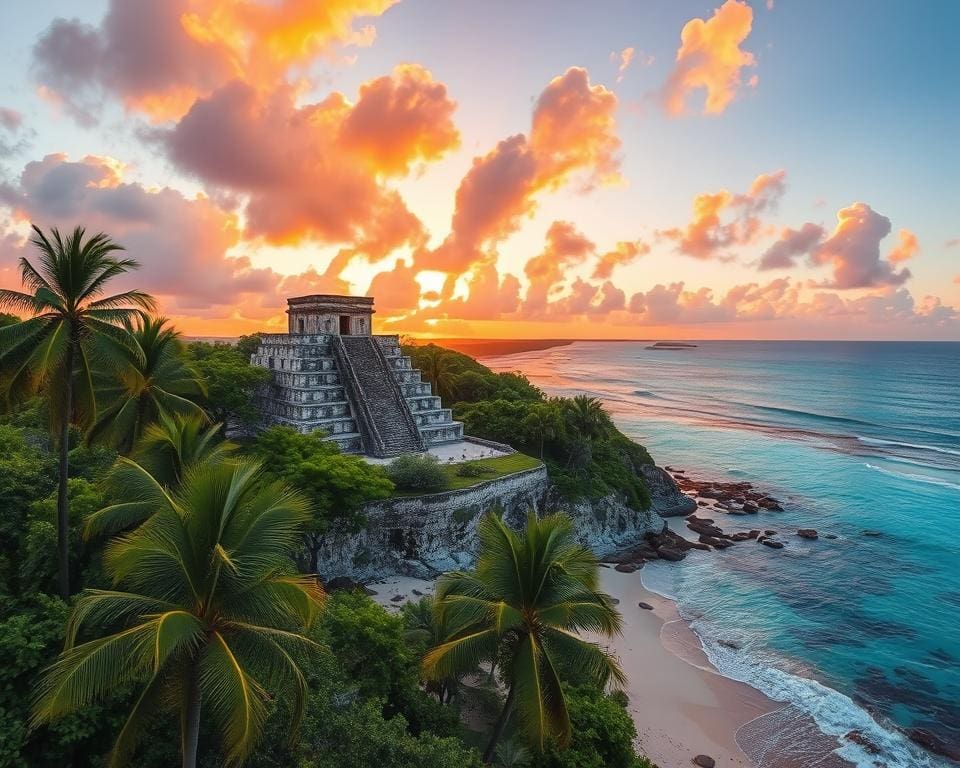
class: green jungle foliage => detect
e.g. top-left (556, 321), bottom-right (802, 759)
top-left (0, 234), bottom-right (660, 768)
top-left (403, 342), bottom-right (652, 509)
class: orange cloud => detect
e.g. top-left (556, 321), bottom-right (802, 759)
top-left (523, 221), bottom-right (595, 314)
top-left (31, 0), bottom-right (399, 122)
top-left (661, 0), bottom-right (756, 116)
top-left (613, 47), bottom-right (635, 82)
top-left (164, 64), bottom-right (458, 254)
top-left (592, 239), bottom-right (650, 279)
top-left (660, 170), bottom-right (785, 259)
top-left (340, 63), bottom-right (460, 175)
top-left (420, 67), bottom-right (620, 274)
top-left (887, 228), bottom-right (919, 264)
top-left (530, 67), bottom-right (621, 189)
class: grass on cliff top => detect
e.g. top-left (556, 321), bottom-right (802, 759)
top-left (391, 452), bottom-right (542, 497)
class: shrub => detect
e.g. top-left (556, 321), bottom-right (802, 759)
top-left (456, 462), bottom-right (491, 478)
top-left (387, 454), bottom-right (449, 493)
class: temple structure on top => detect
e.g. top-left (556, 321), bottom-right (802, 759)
top-left (251, 294), bottom-right (464, 458)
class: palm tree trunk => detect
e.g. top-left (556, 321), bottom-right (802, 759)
top-left (482, 682), bottom-right (515, 764)
top-left (56, 341), bottom-right (74, 599)
top-left (182, 670), bottom-right (202, 768)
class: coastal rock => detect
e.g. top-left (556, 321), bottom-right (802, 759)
top-left (687, 540), bottom-right (712, 551)
top-left (390, 594), bottom-right (406, 602)
top-left (699, 534), bottom-right (732, 549)
top-left (741, 501), bottom-right (759, 513)
top-left (656, 546), bottom-right (687, 562)
top-left (692, 756), bottom-right (716, 768)
top-left (717, 639), bottom-right (741, 650)
top-left (824, 534), bottom-right (838, 539)
top-left (844, 730), bottom-right (881, 755)
top-left (764, 530), bottom-right (777, 536)
top-left (730, 532), bottom-right (753, 542)
top-left (641, 465), bottom-right (698, 518)
top-left (637, 602), bottom-right (654, 610)
top-left (907, 728), bottom-right (960, 761)
top-left (614, 563), bottom-right (639, 573)
top-left (797, 528), bottom-right (819, 540)
top-left (758, 497), bottom-right (784, 511)
top-left (748, 530), bottom-right (761, 539)
top-left (761, 539), bottom-right (784, 549)
top-left (863, 530), bottom-right (883, 537)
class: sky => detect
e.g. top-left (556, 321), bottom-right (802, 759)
top-left (0, 0), bottom-right (958, 340)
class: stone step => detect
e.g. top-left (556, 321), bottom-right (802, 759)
top-left (414, 408), bottom-right (455, 427)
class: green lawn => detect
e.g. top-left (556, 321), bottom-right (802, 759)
top-left (392, 452), bottom-right (542, 496)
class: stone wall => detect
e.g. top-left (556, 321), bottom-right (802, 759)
top-left (314, 464), bottom-right (674, 581)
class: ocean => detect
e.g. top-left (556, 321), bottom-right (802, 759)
top-left (483, 340), bottom-right (960, 768)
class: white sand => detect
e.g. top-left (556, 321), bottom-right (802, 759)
top-left (599, 567), bottom-right (777, 767)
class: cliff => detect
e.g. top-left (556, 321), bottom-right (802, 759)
top-left (314, 462), bottom-right (687, 581)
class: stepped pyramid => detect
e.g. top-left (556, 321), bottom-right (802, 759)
top-left (251, 295), bottom-right (464, 457)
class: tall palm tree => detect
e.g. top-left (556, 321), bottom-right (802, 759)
top-left (0, 225), bottom-right (154, 597)
top-left (84, 412), bottom-right (235, 538)
top-left (89, 314), bottom-right (207, 453)
top-left (420, 345), bottom-right (459, 403)
top-left (32, 457), bottom-right (325, 768)
top-left (564, 395), bottom-right (610, 441)
top-left (521, 402), bottom-right (565, 459)
top-left (423, 513), bottom-right (625, 763)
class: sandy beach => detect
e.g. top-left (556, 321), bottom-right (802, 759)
top-left (368, 571), bottom-right (780, 768)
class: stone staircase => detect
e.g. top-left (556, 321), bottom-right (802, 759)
top-left (252, 332), bottom-right (464, 455)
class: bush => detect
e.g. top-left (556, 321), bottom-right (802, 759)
top-left (386, 454), bottom-right (449, 493)
top-left (456, 462), bottom-right (491, 478)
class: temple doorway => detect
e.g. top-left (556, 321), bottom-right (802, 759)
top-left (339, 315), bottom-right (351, 335)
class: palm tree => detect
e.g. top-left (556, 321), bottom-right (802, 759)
top-left (32, 457), bottom-right (325, 768)
top-left (420, 345), bottom-right (459, 403)
top-left (85, 412), bottom-right (235, 538)
top-left (403, 596), bottom-right (458, 703)
top-left (422, 513), bottom-right (625, 763)
top-left (521, 402), bottom-right (565, 459)
top-left (0, 225), bottom-right (154, 597)
top-left (89, 314), bottom-right (207, 454)
top-left (564, 395), bottom-right (610, 441)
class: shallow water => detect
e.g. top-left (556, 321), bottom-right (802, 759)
top-left (484, 340), bottom-right (960, 767)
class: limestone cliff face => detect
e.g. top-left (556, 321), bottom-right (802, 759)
top-left (314, 463), bottom-right (680, 581)
top-left (640, 465), bottom-right (699, 518)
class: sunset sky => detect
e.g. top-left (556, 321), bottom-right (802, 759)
top-left (1, 0), bottom-right (958, 339)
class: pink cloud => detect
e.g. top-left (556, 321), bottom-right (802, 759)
top-left (759, 222), bottom-right (825, 270)
top-left (811, 203), bottom-right (911, 289)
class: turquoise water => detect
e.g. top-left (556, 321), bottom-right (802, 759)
top-left (485, 341), bottom-right (960, 767)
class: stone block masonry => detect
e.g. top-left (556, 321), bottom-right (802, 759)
top-left (251, 294), bottom-right (463, 457)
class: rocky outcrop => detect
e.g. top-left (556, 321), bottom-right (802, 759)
top-left (641, 465), bottom-right (697, 518)
top-left (314, 462), bottom-right (670, 581)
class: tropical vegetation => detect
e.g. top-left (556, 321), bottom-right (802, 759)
top-left (423, 512), bottom-right (626, 762)
top-left (0, 225), bottom-right (659, 768)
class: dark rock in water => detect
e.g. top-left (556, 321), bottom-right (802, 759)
top-left (730, 532), bottom-right (753, 542)
top-left (687, 514), bottom-right (715, 524)
top-left (412, 588), bottom-right (423, 596)
top-left (638, 601), bottom-right (654, 610)
top-left (761, 539), bottom-right (784, 549)
top-left (692, 756), bottom-right (716, 768)
top-left (764, 529), bottom-right (777, 536)
top-left (717, 639), bottom-right (741, 650)
top-left (390, 594), bottom-right (406, 602)
top-left (699, 534), bottom-right (732, 549)
top-left (657, 546), bottom-right (687, 561)
top-left (697, 500), bottom-right (709, 507)
top-left (748, 529), bottom-right (761, 539)
top-left (687, 540), bottom-right (712, 551)
top-left (797, 528), bottom-right (819, 540)
top-left (844, 730), bottom-right (881, 755)
top-left (598, 563), bottom-right (611, 568)
top-left (824, 534), bottom-right (838, 540)
top-left (615, 562), bottom-right (639, 573)
top-left (758, 497), bottom-right (783, 511)
top-left (742, 501), bottom-right (759, 513)
top-left (726, 509), bottom-right (747, 516)
top-left (863, 530), bottom-right (883, 537)
top-left (907, 728), bottom-right (960, 761)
